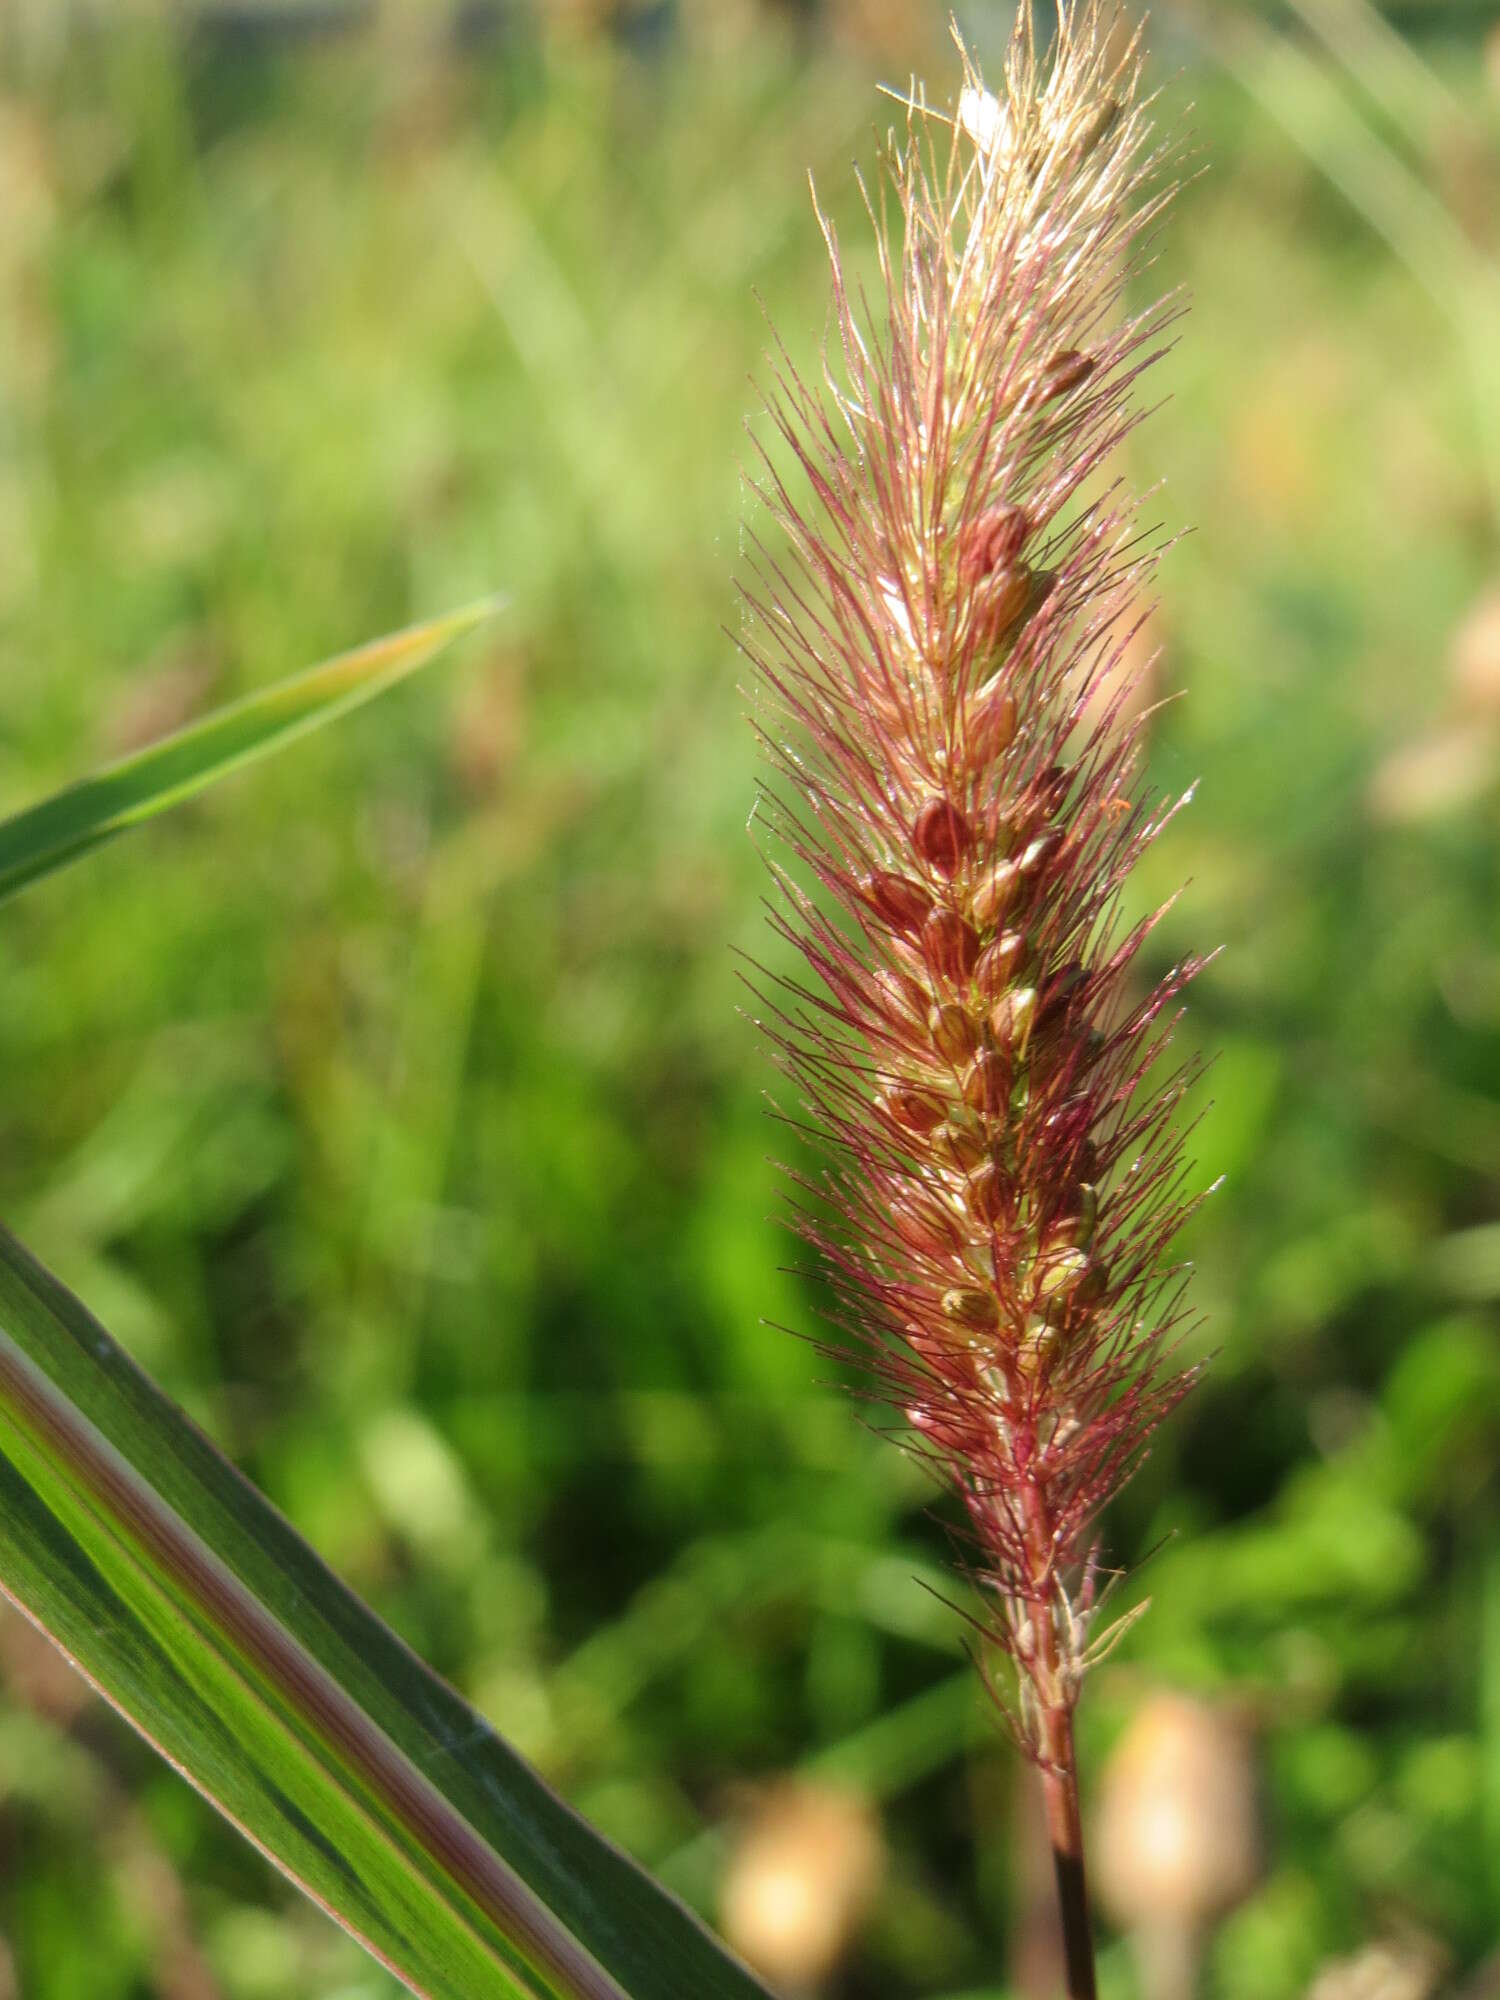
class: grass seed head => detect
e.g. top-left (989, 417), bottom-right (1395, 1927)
top-left (743, 3), bottom-right (1206, 1757)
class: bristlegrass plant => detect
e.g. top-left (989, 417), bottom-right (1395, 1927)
top-left (0, 10), bottom-right (1237, 1993)
top-left (742, 8), bottom-right (1205, 1989)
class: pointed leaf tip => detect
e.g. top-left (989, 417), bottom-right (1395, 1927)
top-left (0, 594), bottom-right (504, 905)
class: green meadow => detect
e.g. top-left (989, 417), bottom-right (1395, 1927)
top-left (2, 6), bottom-right (1499, 1995)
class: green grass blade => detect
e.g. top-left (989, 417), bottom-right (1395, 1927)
top-left (0, 599), bottom-right (500, 902)
top-left (0, 1226), bottom-right (773, 2000)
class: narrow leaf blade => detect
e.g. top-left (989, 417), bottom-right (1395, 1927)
top-left (0, 1228), bottom-right (772, 2000)
top-left (0, 599), bottom-right (500, 902)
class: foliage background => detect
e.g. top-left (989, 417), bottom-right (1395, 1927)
top-left (1, 1), bottom-right (1499, 1995)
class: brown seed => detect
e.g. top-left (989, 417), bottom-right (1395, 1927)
top-left (912, 796), bottom-right (972, 879)
top-left (942, 1286), bottom-right (1000, 1333)
top-left (957, 504), bottom-right (1031, 585)
top-left (933, 1112), bottom-right (990, 1170)
top-left (884, 1085), bottom-right (945, 1135)
top-left (928, 1002), bottom-right (979, 1064)
top-left (1031, 762), bottom-right (1070, 814)
top-left (1077, 1258), bottom-right (1108, 1305)
top-left (1019, 827), bottom-right (1064, 875)
top-left (970, 860), bottom-right (1022, 932)
top-left (982, 564), bottom-right (1034, 646)
top-left (1041, 348), bottom-right (1095, 401)
top-left (960, 689), bottom-right (1018, 776)
top-left (1017, 1316), bottom-right (1062, 1379)
top-left (974, 930), bottom-right (1027, 999)
top-left (990, 985), bottom-right (1038, 1050)
top-left (921, 908), bottom-right (980, 984)
top-left (868, 973), bottom-right (919, 1035)
top-left (1050, 1183), bottom-right (1099, 1250)
top-left (963, 1047), bottom-right (1012, 1115)
top-left (1036, 1249), bottom-right (1089, 1300)
top-left (1076, 98), bottom-right (1121, 160)
top-left (966, 1159), bottom-right (1012, 1227)
top-left (1035, 1247), bottom-right (1107, 1310)
top-left (1038, 961), bottom-right (1089, 1028)
top-left (864, 870), bottom-right (933, 935)
top-left (892, 1200), bottom-right (962, 1258)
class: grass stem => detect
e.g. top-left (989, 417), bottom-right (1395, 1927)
top-left (1041, 1724), bottom-right (1096, 2000)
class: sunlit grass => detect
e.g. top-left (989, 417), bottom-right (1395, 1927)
top-left (1, 7), bottom-right (1499, 1996)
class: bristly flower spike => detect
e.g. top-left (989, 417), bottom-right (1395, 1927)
top-left (740, 9), bottom-right (1205, 1993)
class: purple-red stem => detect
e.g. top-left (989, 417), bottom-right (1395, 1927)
top-left (1040, 1720), bottom-right (1097, 2000)
top-left (1021, 1443), bottom-right (1096, 1999)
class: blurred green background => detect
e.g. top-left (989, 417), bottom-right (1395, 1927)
top-left (2, 2), bottom-right (1500, 1996)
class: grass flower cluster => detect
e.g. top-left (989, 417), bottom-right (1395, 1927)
top-left (744, 8), bottom-right (1204, 1983)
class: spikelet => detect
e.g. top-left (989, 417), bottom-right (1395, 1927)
top-left (742, 6), bottom-right (1206, 1768)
